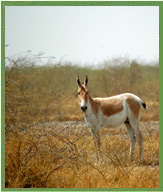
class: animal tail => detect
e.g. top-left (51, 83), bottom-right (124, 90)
top-left (140, 100), bottom-right (146, 109)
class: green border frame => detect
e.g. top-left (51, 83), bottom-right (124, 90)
top-left (1, 1), bottom-right (162, 191)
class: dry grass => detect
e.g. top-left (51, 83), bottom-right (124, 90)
top-left (5, 54), bottom-right (159, 188)
top-left (5, 121), bottom-right (159, 188)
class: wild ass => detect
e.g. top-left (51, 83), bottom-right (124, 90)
top-left (77, 75), bottom-right (146, 161)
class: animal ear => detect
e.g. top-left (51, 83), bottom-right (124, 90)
top-left (77, 76), bottom-right (82, 87)
top-left (85, 75), bottom-right (88, 86)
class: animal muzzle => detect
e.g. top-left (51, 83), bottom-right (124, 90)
top-left (81, 106), bottom-right (87, 112)
top-left (81, 100), bottom-right (87, 112)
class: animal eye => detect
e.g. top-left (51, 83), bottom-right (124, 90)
top-left (78, 92), bottom-right (80, 95)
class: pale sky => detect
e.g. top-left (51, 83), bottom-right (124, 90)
top-left (5, 6), bottom-right (159, 66)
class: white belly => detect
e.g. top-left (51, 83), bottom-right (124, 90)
top-left (101, 99), bottom-right (128, 128)
top-left (84, 108), bottom-right (127, 129)
top-left (102, 109), bottom-right (127, 128)
top-left (84, 99), bottom-right (128, 129)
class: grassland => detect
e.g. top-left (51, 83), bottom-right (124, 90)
top-left (5, 55), bottom-right (159, 188)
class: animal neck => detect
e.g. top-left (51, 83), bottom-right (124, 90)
top-left (88, 94), bottom-right (94, 106)
top-left (86, 94), bottom-right (99, 115)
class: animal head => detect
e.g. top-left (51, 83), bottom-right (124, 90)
top-left (77, 75), bottom-right (89, 112)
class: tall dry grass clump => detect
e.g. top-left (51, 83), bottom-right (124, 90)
top-left (5, 52), bottom-right (159, 188)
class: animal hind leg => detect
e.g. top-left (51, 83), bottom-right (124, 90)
top-left (129, 119), bottom-right (144, 161)
top-left (124, 121), bottom-right (136, 160)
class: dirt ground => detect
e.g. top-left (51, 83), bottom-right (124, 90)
top-left (22, 120), bottom-right (159, 138)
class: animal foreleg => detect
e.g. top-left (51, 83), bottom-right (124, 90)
top-left (91, 128), bottom-right (101, 160)
top-left (96, 129), bottom-right (102, 154)
top-left (91, 129), bottom-right (98, 147)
